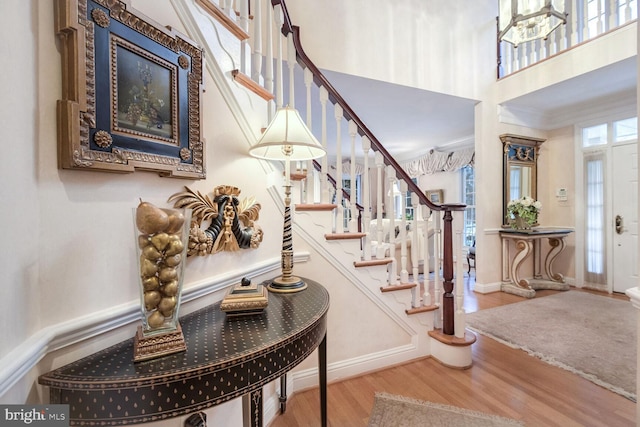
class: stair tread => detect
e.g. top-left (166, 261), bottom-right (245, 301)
top-left (325, 232), bottom-right (366, 240)
top-left (296, 203), bottom-right (338, 211)
top-left (354, 258), bottom-right (393, 267)
top-left (428, 328), bottom-right (477, 347)
top-left (380, 283), bottom-right (417, 292)
top-left (232, 69), bottom-right (274, 100)
top-left (405, 304), bottom-right (438, 315)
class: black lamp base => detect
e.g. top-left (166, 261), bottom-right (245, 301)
top-left (267, 276), bottom-right (307, 293)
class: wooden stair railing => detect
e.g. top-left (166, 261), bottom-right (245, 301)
top-left (271, 0), bottom-right (465, 336)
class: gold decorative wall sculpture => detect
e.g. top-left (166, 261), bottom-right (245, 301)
top-left (169, 185), bottom-right (263, 256)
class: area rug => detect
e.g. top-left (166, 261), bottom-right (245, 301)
top-left (466, 291), bottom-right (636, 401)
top-left (367, 392), bottom-right (524, 427)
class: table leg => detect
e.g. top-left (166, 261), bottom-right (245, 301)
top-left (510, 239), bottom-right (533, 289)
top-left (545, 237), bottom-right (567, 282)
top-left (319, 333), bottom-right (327, 427)
top-left (279, 374), bottom-right (287, 413)
top-left (242, 388), bottom-right (263, 427)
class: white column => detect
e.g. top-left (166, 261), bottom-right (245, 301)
top-left (348, 120), bottom-right (358, 232)
top-left (362, 136), bottom-right (371, 261)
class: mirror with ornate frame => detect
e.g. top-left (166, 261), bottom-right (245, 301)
top-left (500, 134), bottom-right (545, 226)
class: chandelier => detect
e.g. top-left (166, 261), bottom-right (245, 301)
top-left (498, 0), bottom-right (567, 46)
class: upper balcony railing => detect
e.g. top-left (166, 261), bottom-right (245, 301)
top-left (498, 0), bottom-right (637, 78)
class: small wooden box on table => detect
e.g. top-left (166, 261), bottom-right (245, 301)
top-left (500, 228), bottom-right (573, 298)
top-left (39, 278), bottom-right (329, 427)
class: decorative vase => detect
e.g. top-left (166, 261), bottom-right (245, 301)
top-left (133, 203), bottom-right (192, 361)
top-left (513, 213), bottom-right (531, 230)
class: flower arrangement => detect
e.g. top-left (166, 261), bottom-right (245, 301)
top-left (506, 196), bottom-right (541, 228)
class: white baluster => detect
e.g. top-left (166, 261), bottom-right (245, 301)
top-left (238, 0), bottom-right (249, 74)
top-left (304, 68), bottom-right (314, 204)
top-left (399, 181), bottom-right (409, 284)
top-left (251, 0), bottom-right (263, 83)
top-left (596, 0), bottom-right (604, 36)
top-left (319, 87), bottom-right (330, 204)
top-left (624, 0), bottom-right (633, 22)
top-left (454, 210), bottom-right (466, 339)
top-left (433, 210), bottom-right (442, 329)
top-left (411, 192), bottom-right (420, 287)
top-left (265, 1), bottom-right (274, 93)
top-left (287, 36), bottom-right (296, 108)
top-left (571, 0), bottom-right (579, 46)
top-left (273, 5), bottom-right (284, 108)
top-left (422, 205), bottom-right (432, 306)
top-left (387, 166), bottom-right (398, 285)
top-left (375, 152), bottom-right (385, 259)
top-left (582, 0), bottom-right (590, 41)
top-left (362, 136), bottom-right (371, 261)
top-left (348, 121), bottom-right (358, 232)
top-left (334, 105), bottom-right (344, 232)
top-left (608, 0), bottom-right (617, 31)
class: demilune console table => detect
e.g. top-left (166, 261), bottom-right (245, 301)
top-left (500, 228), bottom-right (573, 298)
top-left (39, 277), bottom-right (329, 427)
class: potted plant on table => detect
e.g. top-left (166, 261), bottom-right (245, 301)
top-left (506, 196), bottom-right (541, 229)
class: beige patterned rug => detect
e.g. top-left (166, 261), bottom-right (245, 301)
top-left (367, 393), bottom-right (524, 427)
top-left (466, 290), bottom-right (636, 401)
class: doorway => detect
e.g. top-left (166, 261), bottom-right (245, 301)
top-left (612, 142), bottom-right (638, 293)
top-left (579, 117), bottom-right (638, 294)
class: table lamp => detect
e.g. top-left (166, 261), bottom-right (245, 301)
top-left (249, 106), bottom-right (326, 292)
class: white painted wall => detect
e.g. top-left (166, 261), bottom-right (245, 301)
top-left (1, 0), bottom-right (637, 425)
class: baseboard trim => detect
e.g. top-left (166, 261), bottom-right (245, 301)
top-left (472, 281), bottom-right (502, 294)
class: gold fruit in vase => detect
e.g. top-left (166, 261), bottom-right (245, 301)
top-left (162, 208), bottom-right (185, 234)
top-left (147, 311), bottom-right (165, 329)
top-left (136, 200), bottom-right (170, 235)
top-left (134, 200), bottom-right (190, 337)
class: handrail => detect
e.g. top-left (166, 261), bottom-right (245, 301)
top-left (272, 1), bottom-right (463, 214)
top-left (271, 0), bottom-right (463, 335)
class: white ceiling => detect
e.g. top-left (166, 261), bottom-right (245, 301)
top-left (311, 56), bottom-right (636, 162)
top-left (320, 69), bottom-right (477, 162)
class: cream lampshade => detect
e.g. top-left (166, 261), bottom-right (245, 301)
top-left (249, 106), bottom-right (326, 293)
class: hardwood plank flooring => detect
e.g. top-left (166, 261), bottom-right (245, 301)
top-left (268, 275), bottom-right (636, 427)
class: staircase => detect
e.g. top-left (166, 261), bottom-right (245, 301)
top-left (172, 0), bottom-right (475, 368)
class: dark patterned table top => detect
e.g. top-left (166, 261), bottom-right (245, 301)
top-left (39, 277), bottom-right (329, 425)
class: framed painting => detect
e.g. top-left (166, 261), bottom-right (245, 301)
top-left (55, 0), bottom-right (205, 178)
top-left (426, 189), bottom-right (443, 204)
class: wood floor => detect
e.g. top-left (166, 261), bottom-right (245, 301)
top-left (268, 275), bottom-right (636, 427)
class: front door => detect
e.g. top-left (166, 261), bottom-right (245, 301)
top-left (612, 142), bottom-right (638, 293)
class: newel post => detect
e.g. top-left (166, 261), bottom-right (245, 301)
top-left (442, 208), bottom-right (454, 335)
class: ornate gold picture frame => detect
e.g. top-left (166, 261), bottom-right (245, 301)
top-left (55, 0), bottom-right (205, 178)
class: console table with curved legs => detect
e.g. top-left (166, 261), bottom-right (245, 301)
top-left (500, 228), bottom-right (573, 298)
top-left (39, 277), bottom-right (329, 427)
